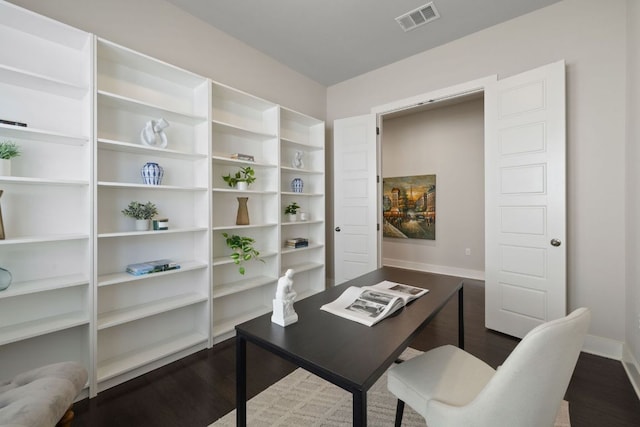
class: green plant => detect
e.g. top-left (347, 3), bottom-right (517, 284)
top-left (121, 201), bottom-right (158, 220)
top-left (222, 232), bottom-right (264, 275)
top-left (222, 166), bottom-right (256, 187)
top-left (284, 202), bottom-right (300, 215)
top-left (0, 141), bottom-right (20, 160)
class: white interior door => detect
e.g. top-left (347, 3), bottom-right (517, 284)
top-left (485, 60), bottom-right (567, 338)
top-left (333, 114), bottom-right (378, 285)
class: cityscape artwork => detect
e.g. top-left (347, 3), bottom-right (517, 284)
top-left (382, 174), bottom-right (436, 240)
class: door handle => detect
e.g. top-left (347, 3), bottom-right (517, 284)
top-left (335, 227), bottom-right (341, 232)
top-left (550, 238), bottom-right (562, 247)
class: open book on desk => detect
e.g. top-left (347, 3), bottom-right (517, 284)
top-left (320, 280), bottom-right (429, 326)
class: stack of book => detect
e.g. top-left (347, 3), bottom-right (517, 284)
top-left (230, 153), bottom-right (255, 162)
top-left (126, 259), bottom-right (180, 276)
top-left (285, 238), bottom-right (309, 249)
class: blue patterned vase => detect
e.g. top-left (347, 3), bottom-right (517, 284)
top-left (291, 178), bottom-right (304, 193)
top-left (141, 162), bottom-right (164, 185)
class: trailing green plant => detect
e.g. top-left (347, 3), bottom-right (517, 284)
top-left (222, 166), bottom-right (256, 187)
top-left (121, 201), bottom-right (158, 220)
top-left (0, 141), bottom-right (20, 160)
top-left (284, 202), bottom-right (300, 215)
top-left (222, 232), bottom-right (264, 275)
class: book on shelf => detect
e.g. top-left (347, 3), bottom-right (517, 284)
top-left (320, 280), bottom-right (428, 327)
top-left (126, 259), bottom-right (180, 276)
top-left (230, 153), bottom-right (255, 162)
top-left (285, 237), bottom-right (308, 248)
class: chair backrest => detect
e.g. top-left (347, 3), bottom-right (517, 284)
top-left (429, 307), bottom-right (590, 427)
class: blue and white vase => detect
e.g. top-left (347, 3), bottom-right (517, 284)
top-left (141, 162), bottom-right (164, 185)
top-left (291, 177), bottom-right (304, 193)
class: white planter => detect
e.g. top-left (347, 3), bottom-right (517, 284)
top-left (236, 181), bottom-right (248, 191)
top-left (0, 159), bottom-right (11, 176)
top-left (288, 213), bottom-right (297, 222)
top-left (135, 219), bottom-right (150, 231)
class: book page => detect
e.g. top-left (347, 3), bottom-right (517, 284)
top-left (364, 280), bottom-right (428, 303)
top-left (320, 286), bottom-right (404, 326)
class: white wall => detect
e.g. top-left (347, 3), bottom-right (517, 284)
top-left (8, 0), bottom-right (326, 120)
top-left (625, 0), bottom-right (640, 383)
top-left (328, 0), bottom-right (628, 345)
top-left (381, 99), bottom-right (484, 278)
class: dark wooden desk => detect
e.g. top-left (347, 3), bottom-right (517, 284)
top-left (235, 267), bottom-right (464, 427)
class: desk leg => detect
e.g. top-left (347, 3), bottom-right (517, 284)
top-left (353, 390), bottom-right (367, 427)
top-left (236, 336), bottom-right (247, 427)
top-left (458, 286), bottom-right (465, 350)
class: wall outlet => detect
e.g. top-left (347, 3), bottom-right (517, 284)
top-left (465, 248), bottom-right (471, 256)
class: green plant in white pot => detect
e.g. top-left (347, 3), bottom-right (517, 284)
top-left (121, 201), bottom-right (158, 231)
top-left (0, 141), bottom-right (20, 176)
top-left (284, 202), bottom-right (300, 222)
top-left (222, 166), bottom-right (256, 191)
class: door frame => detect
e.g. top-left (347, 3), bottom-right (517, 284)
top-left (370, 75), bottom-right (497, 270)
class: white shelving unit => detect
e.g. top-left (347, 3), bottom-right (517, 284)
top-left (0, 0), bottom-right (92, 388)
top-left (2, 0), bottom-right (326, 397)
top-left (94, 38), bottom-right (210, 393)
top-left (210, 83), bottom-right (280, 343)
top-left (280, 108), bottom-right (326, 300)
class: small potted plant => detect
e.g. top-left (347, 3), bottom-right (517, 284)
top-left (0, 141), bottom-right (20, 176)
top-left (284, 202), bottom-right (300, 222)
top-left (121, 201), bottom-right (158, 231)
top-left (222, 232), bottom-right (264, 275)
top-left (222, 166), bottom-right (256, 191)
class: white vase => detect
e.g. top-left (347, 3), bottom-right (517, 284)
top-left (135, 219), bottom-right (150, 231)
top-left (236, 181), bottom-right (248, 191)
top-left (0, 159), bottom-right (11, 176)
top-left (299, 211), bottom-right (309, 221)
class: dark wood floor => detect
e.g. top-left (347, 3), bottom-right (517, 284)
top-left (72, 279), bottom-right (640, 426)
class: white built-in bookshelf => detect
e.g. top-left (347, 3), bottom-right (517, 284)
top-left (94, 38), bottom-right (211, 393)
top-left (0, 0), bottom-right (325, 397)
top-left (0, 0), bottom-right (92, 389)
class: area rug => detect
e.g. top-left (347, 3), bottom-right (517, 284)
top-left (210, 348), bottom-right (570, 426)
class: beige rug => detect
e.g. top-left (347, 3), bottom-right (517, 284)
top-left (210, 348), bottom-right (570, 426)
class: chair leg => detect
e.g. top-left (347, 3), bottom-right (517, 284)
top-left (394, 399), bottom-right (405, 427)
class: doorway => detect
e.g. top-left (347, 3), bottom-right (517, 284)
top-left (335, 61), bottom-right (566, 338)
top-left (379, 92), bottom-right (485, 280)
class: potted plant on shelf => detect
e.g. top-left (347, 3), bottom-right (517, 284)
top-left (0, 141), bottom-right (20, 176)
top-left (222, 166), bottom-right (256, 191)
top-left (222, 232), bottom-right (264, 275)
top-left (121, 201), bottom-right (158, 231)
top-left (284, 202), bottom-right (300, 222)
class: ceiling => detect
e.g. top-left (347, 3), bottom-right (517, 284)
top-left (164, 0), bottom-right (561, 86)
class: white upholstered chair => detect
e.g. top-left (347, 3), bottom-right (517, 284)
top-left (387, 307), bottom-right (590, 427)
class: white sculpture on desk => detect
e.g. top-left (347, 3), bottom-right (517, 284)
top-left (271, 269), bottom-right (298, 326)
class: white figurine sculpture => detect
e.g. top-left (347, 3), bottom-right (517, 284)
top-left (271, 269), bottom-right (298, 326)
top-left (140, 118), bottom-right (169, 148)
top-left (292, 150), bottom-right (304, 169)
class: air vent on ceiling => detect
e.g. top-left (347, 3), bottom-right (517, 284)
top-left (396, 2), bottom-right (440, 32)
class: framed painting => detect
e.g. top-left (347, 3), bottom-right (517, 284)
top-left (382, 174), bottom-right (436, 240)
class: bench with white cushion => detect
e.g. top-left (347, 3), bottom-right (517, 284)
top-left (0, 361), bottom-right (87, 427)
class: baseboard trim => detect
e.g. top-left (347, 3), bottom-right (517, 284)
top-left (382, 258), bottom-right (485, 280)
top-left (622, 345), bottom-right (640, 400)
top-left (582, 334), bottom-right (624, 360)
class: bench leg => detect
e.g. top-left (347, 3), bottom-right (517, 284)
top-left (56, 406), bottom-right (74, 427)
